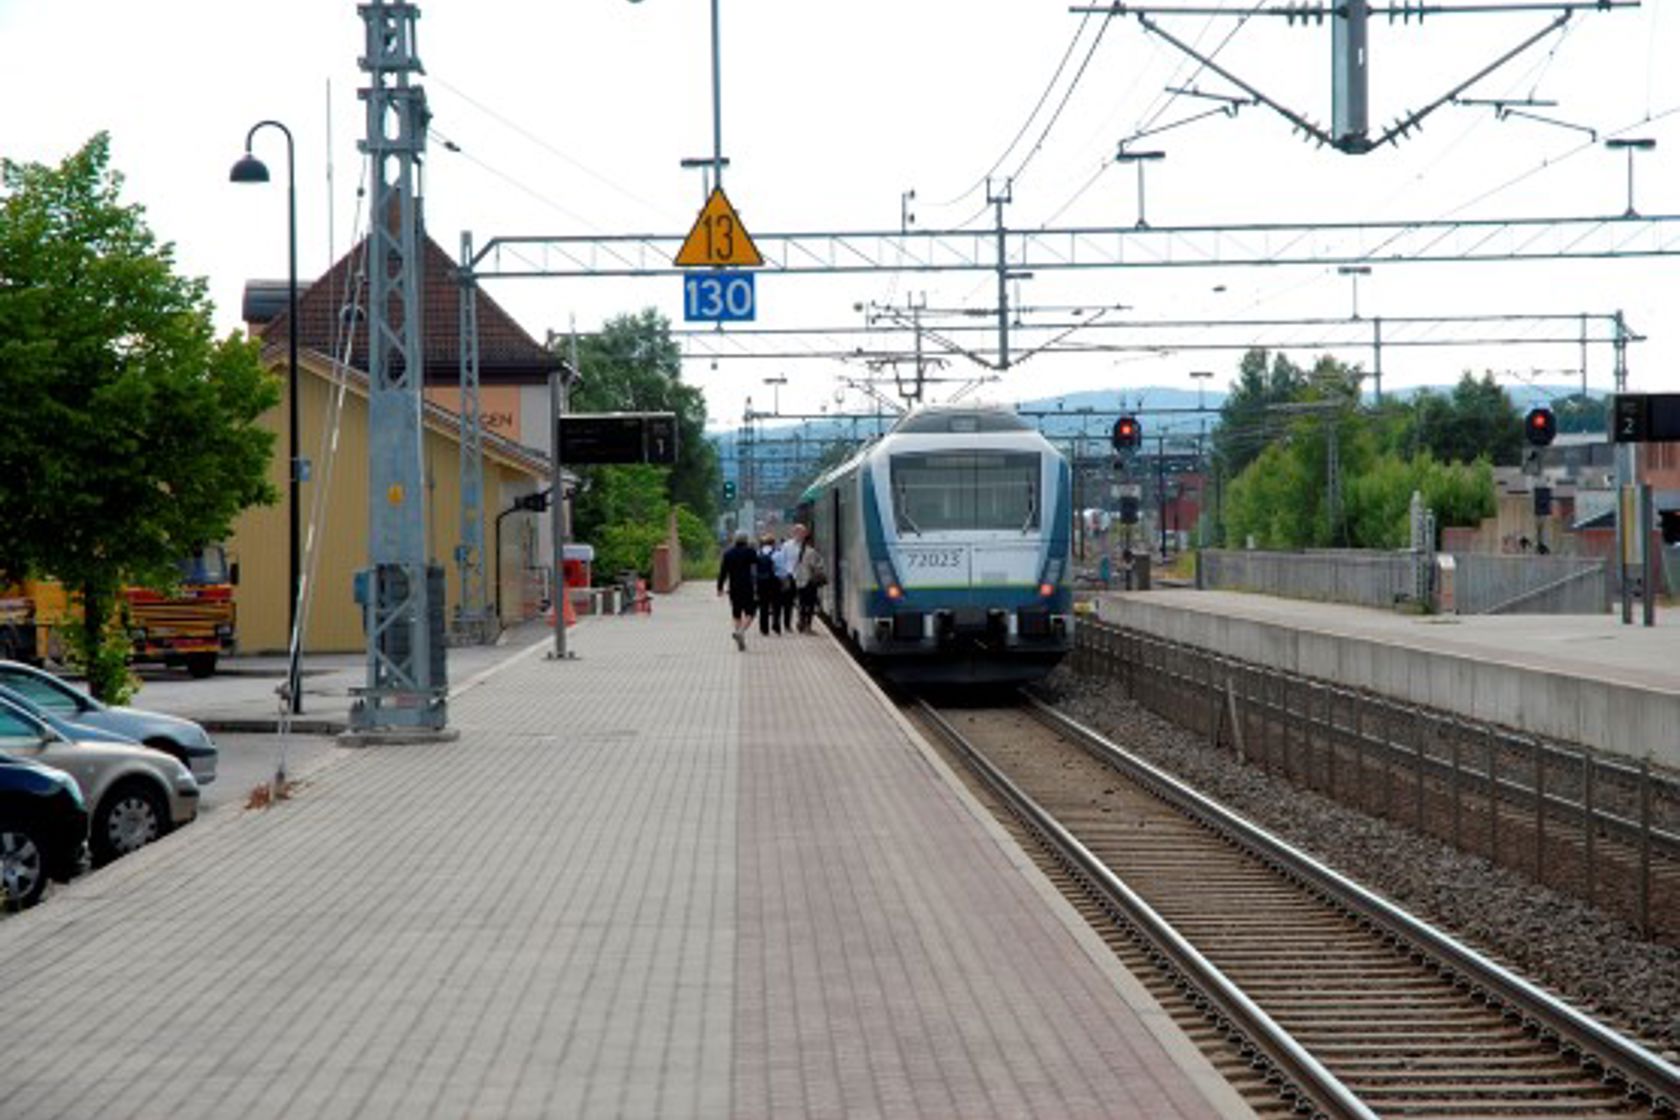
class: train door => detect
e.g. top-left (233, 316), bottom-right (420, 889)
top-left (829, 487), bottom-right (845, 623)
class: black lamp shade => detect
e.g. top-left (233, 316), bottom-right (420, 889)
top-left (229, 153), bottom-right (271, 184)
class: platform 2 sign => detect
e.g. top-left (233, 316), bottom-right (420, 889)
top-left (1612, 392), bottom-right (1680, 443)
top-left (557, 413), bottom-right (679, 466)
top-left (683, 271), bottom-right (755, 323)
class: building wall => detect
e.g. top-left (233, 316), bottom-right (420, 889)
top-left (230, 356), bottom-right (547, 655)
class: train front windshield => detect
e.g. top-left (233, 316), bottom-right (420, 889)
top-left (890, 452), bottom-right (1041, 534)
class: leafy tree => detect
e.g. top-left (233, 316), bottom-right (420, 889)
top-left (1211, 349), bottom-right (1308, 478)
top-left (1553, 392), bottom-right (1607, 436)
top-left (0, 134), bottom-right (277, 699)
top-left (1410, 372), bottom-right (1521, 466)
top-left (569, 309), bottom-right (719, 522)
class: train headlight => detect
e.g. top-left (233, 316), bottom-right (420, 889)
top-left (1038, 582), bottom-right (1054, 598)
top-left (873, 560), bottom-right (903, 601)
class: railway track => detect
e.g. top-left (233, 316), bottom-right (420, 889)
top-left (912, 696), bottom-right (1680, 1120)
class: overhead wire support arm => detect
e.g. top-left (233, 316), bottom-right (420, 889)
top-left (1068, 2), bottom-right (1636, 15)
top-left (1131, 13), bottom-right (1337, 147)
top-left (1373, 11), bottom-right (1576, 148)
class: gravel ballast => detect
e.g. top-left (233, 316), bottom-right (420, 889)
top-left (1035, 665), bottom-right (1680, 1060)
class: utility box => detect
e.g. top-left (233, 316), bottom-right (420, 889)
top-left (561, 543), bottom-right (595, 590)
top-left (1434, 554), bottom-right (1457, 614)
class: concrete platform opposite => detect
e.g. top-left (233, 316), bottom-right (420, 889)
top-left (1100, 590), bottom-right (1679, 771)
top-left (0, 584), bottom-right (1245, 1119)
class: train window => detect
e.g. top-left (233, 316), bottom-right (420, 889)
top-left (894, 409), bottom-right (1031, 434)
top-left (891, 453), bottom-right (1040, 532)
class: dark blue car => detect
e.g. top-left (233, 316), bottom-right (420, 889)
top-left (1, 753), bottom-right (88, 909)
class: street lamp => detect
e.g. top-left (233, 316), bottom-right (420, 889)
top-left (1605, 137), bottom-right (1656, 217)
top-left (230, 120), bottom-right (302, 716)
top-left (1114, 148), bottom-right (1166, 228)
top-left (1189, 369), bottom-right (1214, 412)
top-left (763, 374), bottom-right (787, 415)
top-left (1337, 264), bottom-right (1372, 319)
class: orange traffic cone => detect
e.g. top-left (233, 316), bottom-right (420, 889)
top-left (563, 590), bottom-right (578, 628)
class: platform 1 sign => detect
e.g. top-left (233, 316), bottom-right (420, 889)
top-left (557, 413), bottom-right (679, 466)
top-left (683, 271), bottom-right (755, 323)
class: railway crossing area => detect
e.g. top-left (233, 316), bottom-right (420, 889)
top-left (0, 584), bottom-right (1244, 1120)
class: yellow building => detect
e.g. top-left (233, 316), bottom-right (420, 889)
top-left (234, 236), bottom-right (560, 654)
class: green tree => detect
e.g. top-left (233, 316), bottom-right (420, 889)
top-left (569, 309), bottom-right (720, 522)
top-left (1411, 372), bottom-right (1521, 466)
top-left (1553, 392), bottom-right (1607, 436)
top-left (1211, 349), bottom-right (1308, 478)
top-left (0, 134), bottom-right (278, 699)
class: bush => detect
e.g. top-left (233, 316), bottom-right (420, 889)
top-left (592, 522), bottom-right (668, 580)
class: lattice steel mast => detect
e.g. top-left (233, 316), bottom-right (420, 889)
top-left (351, 0), bottom-right (449, 734)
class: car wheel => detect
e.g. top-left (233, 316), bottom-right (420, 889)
top-left (1, 823), bottom-right (49, 910)
top-left (185, 653), bottom-right (217, 679)
top-left (93, 782), bottom-right (167, 865)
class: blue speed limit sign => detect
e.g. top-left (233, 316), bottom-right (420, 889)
top-left (682, 271), bottom-right (756, 323)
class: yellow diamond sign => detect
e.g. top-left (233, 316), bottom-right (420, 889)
top-left (674, 187), bottom-right (762, 268)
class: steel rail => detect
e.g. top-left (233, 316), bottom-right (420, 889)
top-left (1026, 694), bottom-right (1680, 1113)
top-left (914, 699), bottom-right (1378, 1120)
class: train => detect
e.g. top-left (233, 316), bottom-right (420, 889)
top-left (796, 404), bottom-right (1074, 686)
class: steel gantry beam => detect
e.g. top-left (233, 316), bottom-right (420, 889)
top-left (466, 213), bottom-right (1680, 280)
top-left (670, 310), bottom-right (1640, 371)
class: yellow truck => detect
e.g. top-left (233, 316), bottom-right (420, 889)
top-left (0, 547), bottom-right (237, 678)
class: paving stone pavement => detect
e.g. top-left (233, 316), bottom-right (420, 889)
top-left (0, 585), bottom-right (1246, 1119)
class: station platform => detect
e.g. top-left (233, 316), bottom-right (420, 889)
top-left (1098, 589), bottom-right (1679, 771)
top-left (0, 584), bottom-right (1246, 1119)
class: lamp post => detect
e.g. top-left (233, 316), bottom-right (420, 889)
top-left (1114, 148), bottom-right (1166, 228)
top-left (1605, 137), bottom-right (1656, 217)
top-left (230, 121), bottom-right (302, 716)
top-left (763, 374), bottom-right (787, 416)
top-left (1337, 264), bottom-right (1372, 319)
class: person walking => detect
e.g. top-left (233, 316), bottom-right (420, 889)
top-left (794, 526), bottom-right (827, 633)
top-left (717, 530), bottom-right (758, 650)
top-left (775, 524), bottom-right (802, 633)
top-left (755, 533), bottom-right (782, 636)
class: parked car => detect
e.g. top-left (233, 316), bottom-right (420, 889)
top-left (0, 661), bottom-right (217, 784)
top-left (1, 753), bottom-right (88, 909)
top-left (0, 692), bottom-right (198, 866)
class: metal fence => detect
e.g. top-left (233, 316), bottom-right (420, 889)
top-left (1197, 548), bottom-right (1608, 615)
top-left (1074, 620), bottom-right (1679, 939)
top-left (1452, 554), bottom-right (1608, 615)
top-left (1197, 549), bottom-right (1417, 609)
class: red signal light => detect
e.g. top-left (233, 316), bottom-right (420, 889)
top-left (1111, 414), bottom-right (1142, 450)
top-left (1524, 407), bottom-right (1556, 447)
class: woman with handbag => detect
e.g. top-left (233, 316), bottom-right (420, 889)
top-left (793, 526), bottom-right (827, 634)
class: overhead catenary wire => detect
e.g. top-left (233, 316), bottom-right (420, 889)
top-left (429, 74), bottom-right (665, 222)
top-left (927, 10), bottom-right (1102, 212)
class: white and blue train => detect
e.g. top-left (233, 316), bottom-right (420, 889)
top-left (797, 405), bottom-right (1074, 686)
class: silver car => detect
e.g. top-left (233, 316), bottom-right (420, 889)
top-left (0, 661), bottom-right (217, 784)
top-left (0, 692), bottom-right (199, 866)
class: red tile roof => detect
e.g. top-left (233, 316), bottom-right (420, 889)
top-left (256, 230), bottom-right (560, 384)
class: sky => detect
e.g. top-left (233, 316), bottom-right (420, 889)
top-left (2, 0), bottom-right (1676, 432)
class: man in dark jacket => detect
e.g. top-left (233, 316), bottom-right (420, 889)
top-left (716, 530), bottom-right (759, 651)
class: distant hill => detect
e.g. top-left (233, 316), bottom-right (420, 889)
top-left (708, 383), bottom-right (1606, 492)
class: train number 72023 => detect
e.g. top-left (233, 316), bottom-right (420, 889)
top-left (901, 548), bottom-right (964, 570)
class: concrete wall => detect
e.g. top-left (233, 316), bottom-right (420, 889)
top-left (1106, 596), bottom-right (1679, 772)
